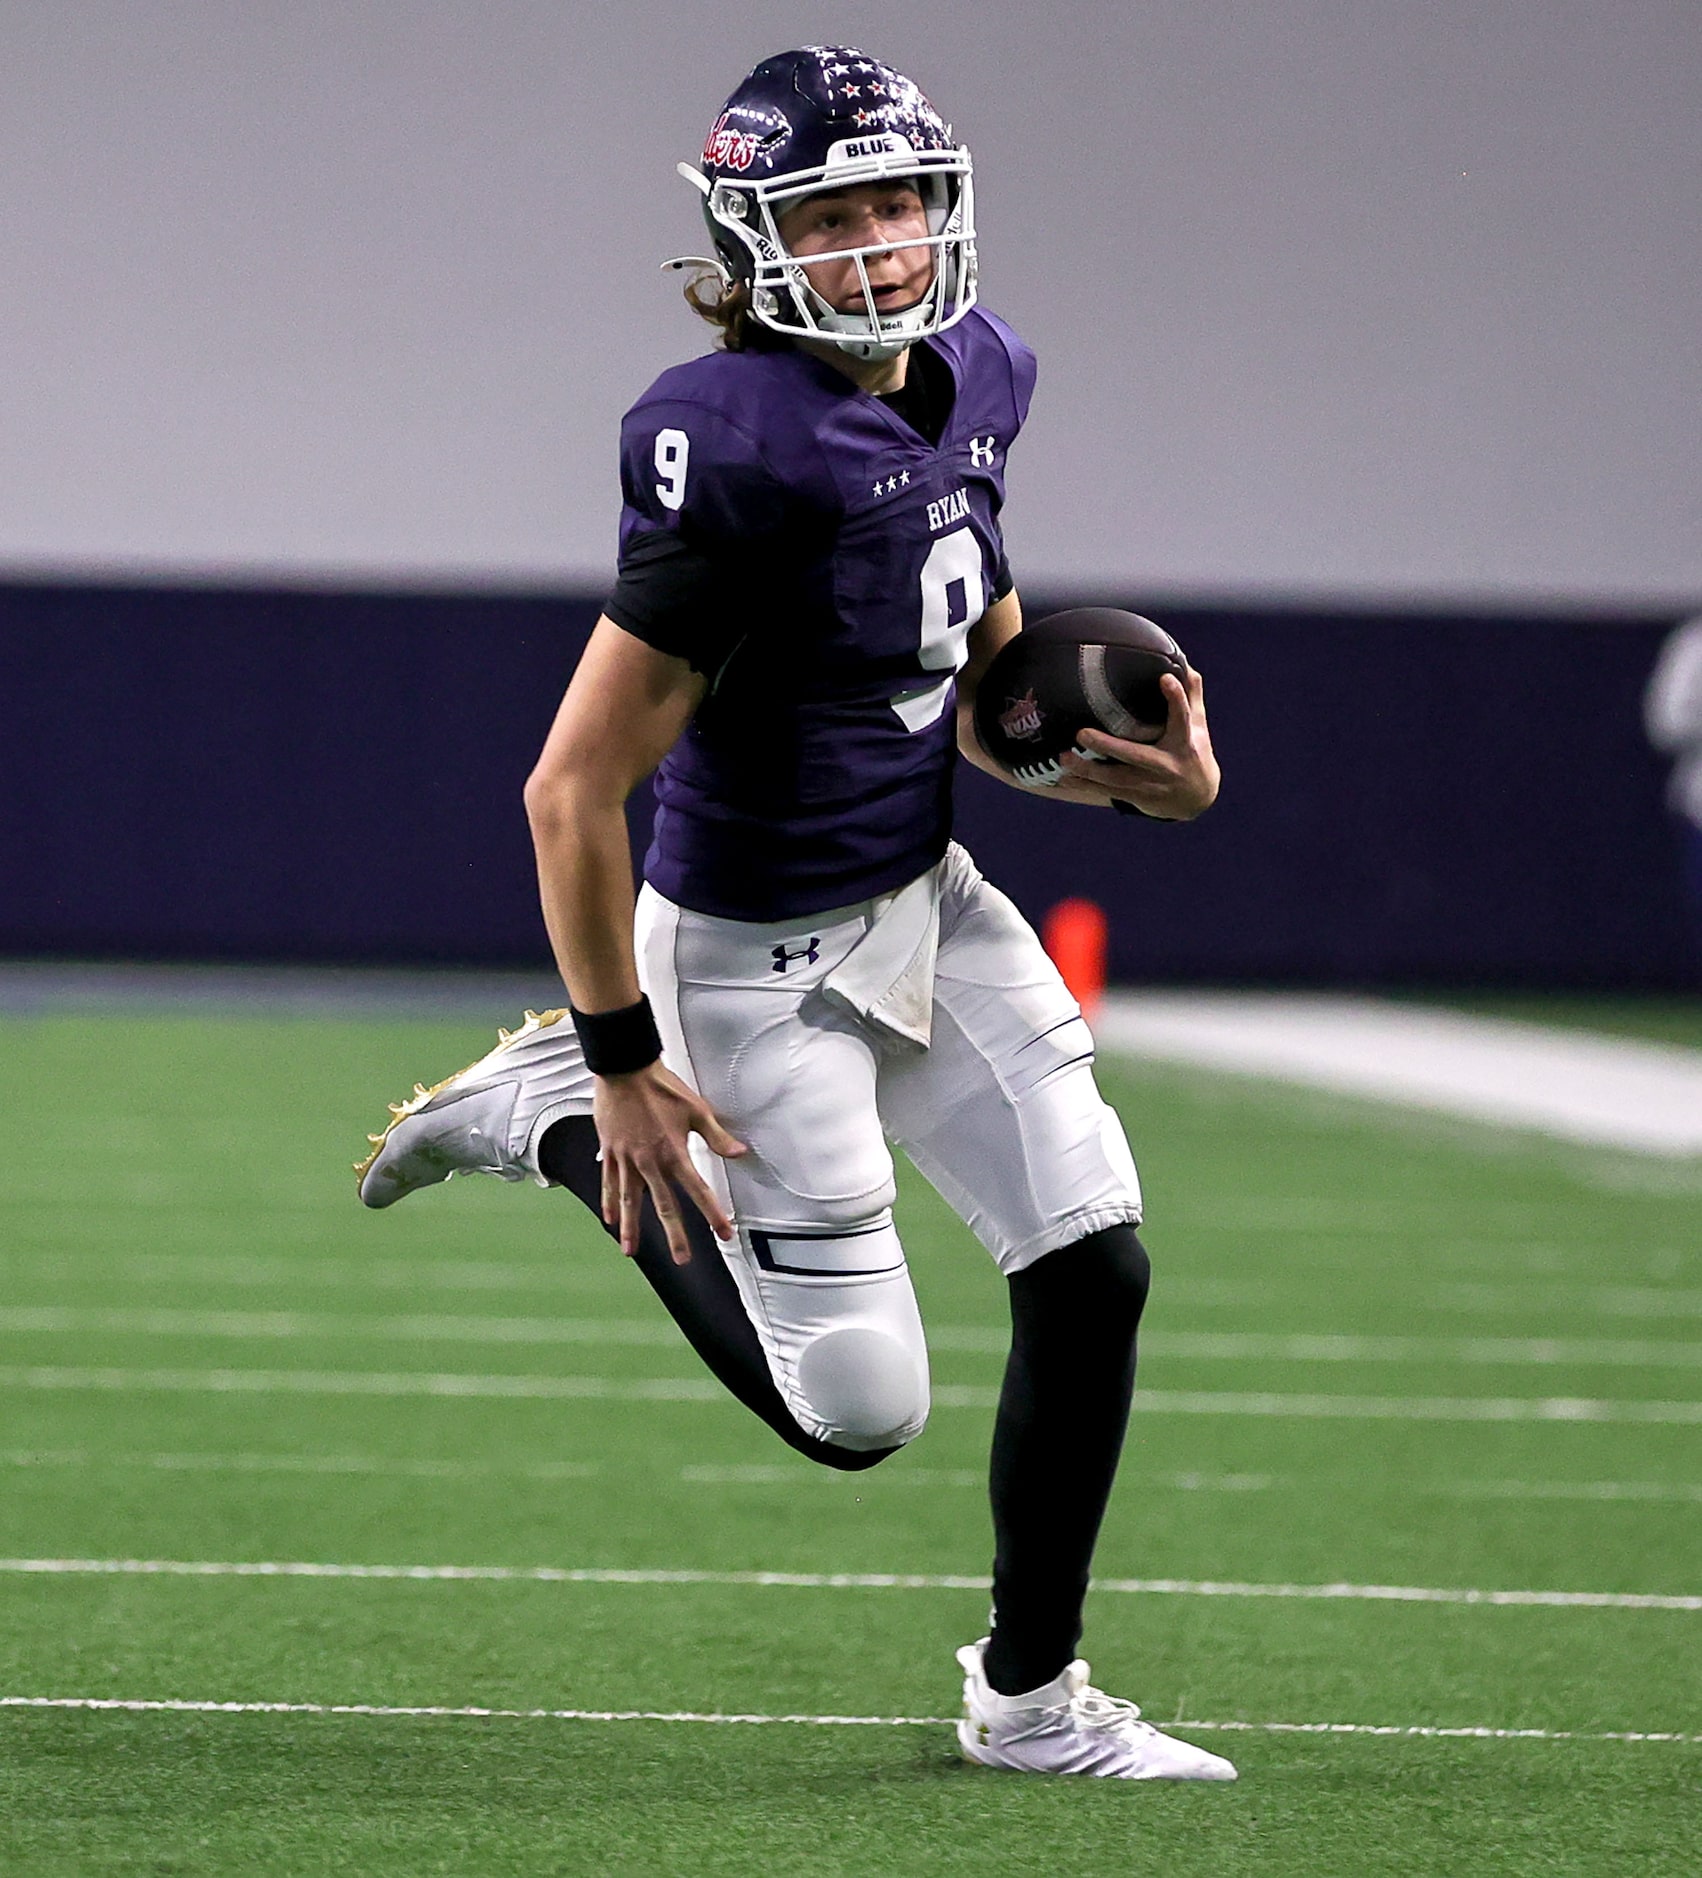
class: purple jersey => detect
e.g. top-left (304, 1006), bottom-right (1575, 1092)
top-left (615, 307), bottom-right (1036, 921)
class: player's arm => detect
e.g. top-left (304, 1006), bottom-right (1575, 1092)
top-left (957, 589), bottom-right (1220, 819)
top-left (955, 587), bottom-right (1024, 779)
top-left (956, 588), bottom-right (1109, 806)
top-left (524, 618), bottom-right (746, 1263)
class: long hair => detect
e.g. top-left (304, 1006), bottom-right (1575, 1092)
top-left (682, 267), bottom-right (784, 353)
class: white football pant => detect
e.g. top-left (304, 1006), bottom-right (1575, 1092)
top-left (635, 843), bottom-right (1142, 1456)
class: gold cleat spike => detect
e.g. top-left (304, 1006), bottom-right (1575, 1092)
top-left (352, 1008), bottom-right (550, 1198)
top-left (497, 1027), bottom-right (512, 1044)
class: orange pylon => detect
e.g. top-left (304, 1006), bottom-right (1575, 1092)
top-left (1042, 897), bottom-right (1108, 1017)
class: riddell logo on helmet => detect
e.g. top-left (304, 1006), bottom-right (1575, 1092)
top-left (999, 692), bottom-right (1044, 741)
top-left (704, 113), bottom-right (762, 172)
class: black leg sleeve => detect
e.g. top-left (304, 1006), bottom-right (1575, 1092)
top-left (981, 1224), bottom-right (1151, 1696)
top-left (535, 1116), bottom-right (894, 1473)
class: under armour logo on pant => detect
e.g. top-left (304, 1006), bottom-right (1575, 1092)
top-left (771, 939), bottom-right (821, 973)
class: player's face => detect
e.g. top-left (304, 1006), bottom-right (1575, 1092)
top-left (776, 182), bottom-right (933, 314)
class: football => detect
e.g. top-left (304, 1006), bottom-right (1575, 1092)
top-left (972, 608), bottom-right (1188, 785)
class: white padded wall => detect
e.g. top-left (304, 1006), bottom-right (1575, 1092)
top-left (3, 1), bottom-right (1697, 601)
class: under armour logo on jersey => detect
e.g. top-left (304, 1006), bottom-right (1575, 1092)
top-left (969, 435), bottom-right (997, 468)
top-left (771, 938), bottom-right (821, 973)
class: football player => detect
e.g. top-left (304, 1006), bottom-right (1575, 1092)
top-left (358, 46), bottom-right (1227, 1780)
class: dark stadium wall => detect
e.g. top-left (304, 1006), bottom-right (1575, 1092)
top-left (5, 581), bottom-right (1696, 991)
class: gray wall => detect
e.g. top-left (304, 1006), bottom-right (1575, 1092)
top-left (5, 1), bottom-right (1698, 602)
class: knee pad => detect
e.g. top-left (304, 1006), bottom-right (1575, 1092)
top-left (795, 1324), bottom-right (929, 1452)
top-left (738, 1216), bottom-right (930, 1452)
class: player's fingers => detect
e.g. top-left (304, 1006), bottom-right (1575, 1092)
top-left (598, 1148), bottom-right (617, 1228)
top-left (1069, 728), bottom-right (1169, 770)
top-left (645, 1170), bottom-right (694, 1266)
top-left (1157, 672), bottom-right (1192, 744)
top-left (673, 1161), bottom-right (734, 1246)
top-left (691, 1107), bottom-right (749, 1159)
top-left (616, 1163), bottom-right (643, 1259)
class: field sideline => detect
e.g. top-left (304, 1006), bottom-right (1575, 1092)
top-left (4, 1002), bottom-right (1699, 1874)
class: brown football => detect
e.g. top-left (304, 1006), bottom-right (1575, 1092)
top-left (972, 608), bottom-right (1187, 785)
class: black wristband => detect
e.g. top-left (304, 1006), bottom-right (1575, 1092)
top-left (570, 994), bottom-right (663, 1076)
top-left (1111, 797), bottom-right (1170, 822)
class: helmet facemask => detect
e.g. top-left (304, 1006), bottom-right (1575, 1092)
top-left (686, 135), bottom-right (978, 362)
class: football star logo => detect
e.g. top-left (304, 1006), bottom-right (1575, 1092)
top-left (771, 938), bottom-right (821, 974)
top-left (998, 690), bottom-right (1043, 742)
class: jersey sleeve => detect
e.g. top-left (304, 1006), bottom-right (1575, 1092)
top-left (992, 314), bottom-right (1038, 436)
top-left (976, 312), bottom-right (1034, 598)
top-left (610, 397), bottom-right (792, 673)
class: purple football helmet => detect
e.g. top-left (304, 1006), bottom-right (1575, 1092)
top-left (678, 46), bottom-right (978, 361)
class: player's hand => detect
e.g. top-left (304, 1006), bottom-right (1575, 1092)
top-left (592, 1062), bottom-right (747, 1264)
top-left (1059, 666), bottom-right (1220, 821)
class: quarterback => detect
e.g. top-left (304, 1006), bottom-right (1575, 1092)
top-left (358, 47), bottom-right (1228, 1780)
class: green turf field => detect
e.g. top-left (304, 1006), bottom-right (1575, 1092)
top-left (4, 1007), bottom-right (1699, 1875)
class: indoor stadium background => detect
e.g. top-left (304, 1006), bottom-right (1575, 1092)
top-left (4, 5), bottom-right (1699, 1874)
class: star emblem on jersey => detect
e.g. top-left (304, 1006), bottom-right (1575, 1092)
top-left (970, 435), bottom-right (997, 468)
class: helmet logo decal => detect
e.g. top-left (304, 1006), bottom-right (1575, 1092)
top-left (702, 115), bottom-right (758, 172)
top-left (703, 110), bottom-right (783, 173)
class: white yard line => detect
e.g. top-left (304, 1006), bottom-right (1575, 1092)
top-left (7, 1307), bottom-right (1702, 1369)
top-left (1113, 1390), bottom-right (1702, 1424)
top-left (679, 1463), bottom-right (983, 1488)
top-left (1440, 1285), bottom-right (1702, 1321)
top-left (2, 1557), bottom-right (1696, 1611)
top-left (0, 1307), bottom-right (680, 1346)
top-left (1138, 1334), bottom-right (1702, 1367)
top-left (1, 1694), bottom-right (1694, 1745)
top-left (0, 1253), bottom-right (578, 1290)
top-left (1094, 992), bottom-right (1702, 1157)
top-left (1445, 1478), bottom-right (1702, 1503)
top-left (0, 1449), bottom-right (599, 1480)
top-left (0, 1366), bottom-right (725, 1402)
top-left (3, 1451), bottom-right (1695, 1503)
top-left (13, 1262), bottom-right (1702, 1320)
top-left (3, 1365), bottom-right (1699, 1422)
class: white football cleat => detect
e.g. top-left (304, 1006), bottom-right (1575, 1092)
top-left (355, 1009), bottom-right (594, 1208)
top-left (956, 1639), bottom-right (1238, 1781)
